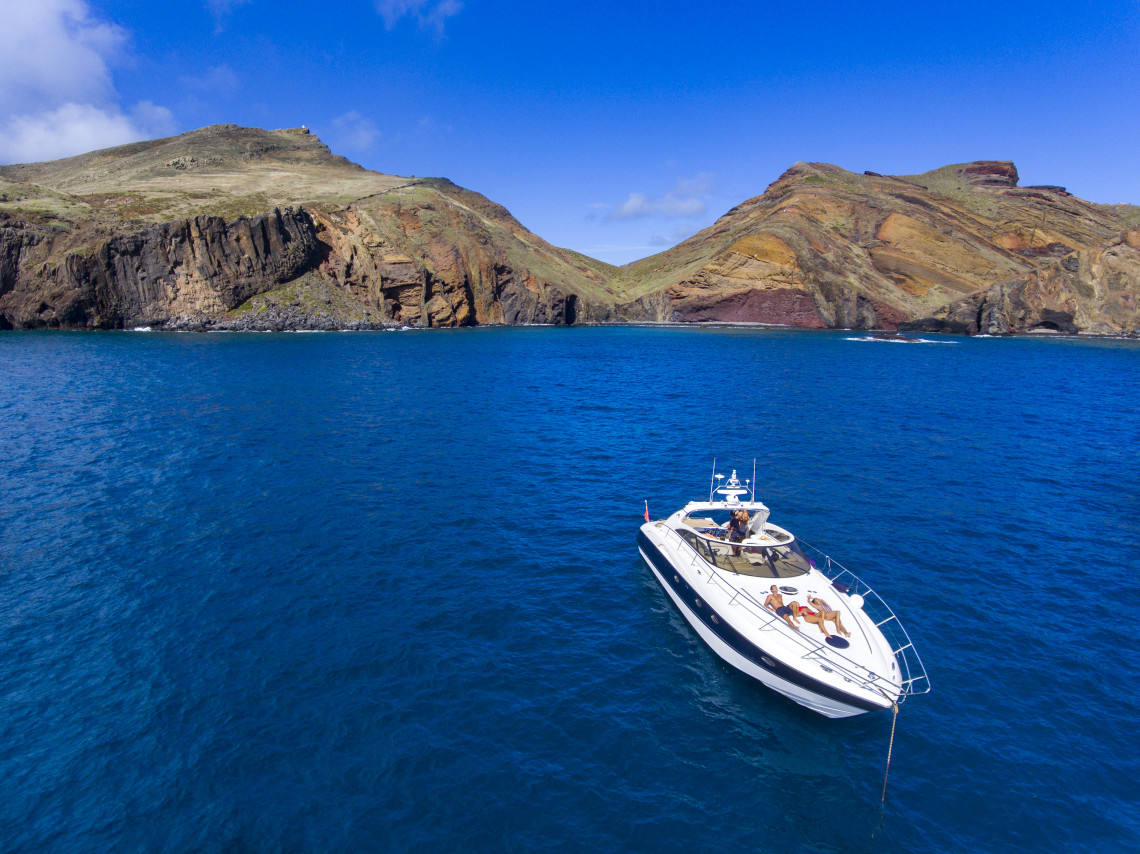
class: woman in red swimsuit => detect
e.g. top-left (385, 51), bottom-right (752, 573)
top-left (808, 596), bottom-right (852, 638)
top-left (793, 602), bottom-right (832, 637)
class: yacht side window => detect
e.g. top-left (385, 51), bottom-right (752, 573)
top-left (678, 529), bottom-right (715, 564)
top-left (766, 543), bottom-right (811, 576)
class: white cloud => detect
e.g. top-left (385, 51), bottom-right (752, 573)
top-left (331, 111), bottom-right (381, 151)
top-left (417, 114), bottom-right (452, 134)
top-left (179, 64), bottom-right (241, 93)
top-left (205, 0), bottom-right (252, 15)
top-left (612, 191), bottom-right (705, 220)
top-left (671, 173), bottom-right (715, 198)
top-left (0, 1), bottom-right (176, 165)
top-left (205, 0), bottom-right (252, 31)
top-left (420, 0), bottom-right (462, 33)
top-left (0, 101), bottom-right (176, 164)
top-left (374, 0), bottom-right (463, 33)
top-left (131, 101), bottom-right (177, 133)
top-left (608, 172), bottom-right (715, 221)
top-left (649, 224), bottom-right (701, 246)
top-left (0, 0), bottom-right (126, 116)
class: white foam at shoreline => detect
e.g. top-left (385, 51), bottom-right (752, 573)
top-left (843, 336), bottom-right (956, 344)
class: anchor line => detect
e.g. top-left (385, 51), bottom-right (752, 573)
top-left (881, 699), bottom-right (899, 809)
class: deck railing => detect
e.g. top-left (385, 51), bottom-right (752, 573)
top-left (797, 540), bottom-right (932, 703)
top-left (656, 525), bottom-right (923, 703)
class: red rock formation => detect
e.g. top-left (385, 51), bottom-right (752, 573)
top-left (620, 160), bottom-right (1140, 335)
top-left (1, 127), bottom-right (1137, 334)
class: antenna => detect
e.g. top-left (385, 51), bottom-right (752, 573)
top-left (709, 457), bottom-right (717, 501)
top-left (752, 458), bottom-right (757, 501)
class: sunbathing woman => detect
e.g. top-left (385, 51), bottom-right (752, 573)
top-left (794, 602), bottom-right (833, 637)
top-left (808, 596), bottom-right (852, 638)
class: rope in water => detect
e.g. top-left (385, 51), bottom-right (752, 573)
top-left (871, 699), bottom-right (901, 840)
top-left (881, 700), bottom-right (899, 808)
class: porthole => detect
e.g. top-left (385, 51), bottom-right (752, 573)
top-left (695, 598), bottom-right (703, 608)
top-left (674, 575), bottom-right (680, 583)
top-left (760, 655), bottom-right (776, 668)
top-left (711, 614), bottom-right (720, 624)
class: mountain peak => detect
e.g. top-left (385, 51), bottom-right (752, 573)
top-left (0, 124), bottom-right (369, 191)
top-left (952, 160), bottom-right (1019, 188)
top-left (895, 160), bottom-right (1020, 192)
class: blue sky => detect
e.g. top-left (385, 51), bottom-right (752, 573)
top-left (1, 0), bottom-right (1137, 264)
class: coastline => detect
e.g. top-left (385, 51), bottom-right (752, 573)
top-left (6, 320), bottom-right (1135, 341)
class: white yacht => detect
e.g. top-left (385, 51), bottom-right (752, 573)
top-left (638, 467), bottom-right (930, 718)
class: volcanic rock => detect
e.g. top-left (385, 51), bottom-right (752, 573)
top-left (1, 125), bottom-right (1137, 335)
top-left (614, 160), bottom-right (1140, 335)
top-left (0, 126), bottom-right (618, 330)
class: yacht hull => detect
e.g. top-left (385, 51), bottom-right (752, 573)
top-left (639, 532), bottom-right (887, 719)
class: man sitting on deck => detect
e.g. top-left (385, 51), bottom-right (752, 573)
top-left (764, 584), bottom-right (801, 630)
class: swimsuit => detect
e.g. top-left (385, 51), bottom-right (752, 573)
top-left (775, 605), bottom-right (791, 617)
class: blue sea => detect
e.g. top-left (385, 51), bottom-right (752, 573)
top-left (1, 327), bottom-right (1137, 853)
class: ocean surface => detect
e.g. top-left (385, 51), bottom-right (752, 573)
top-left (1, 326), bottom-right (1137, 853)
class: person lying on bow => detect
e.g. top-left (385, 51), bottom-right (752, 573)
top-left (793, 602), bottom-right (833, 637)
top-left (808, 596), bottom-right (852, 638)
top-left (764, 585), bottom-right (801, 630)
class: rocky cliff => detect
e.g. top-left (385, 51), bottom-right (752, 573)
top-left (1, 125), bottom-right (1137, 335)
top-left (0, 125), bottom-right (619, 330)
top-left (615, 161), bottom-right (1140, 335)
top-left (0, 206), bottom-right (319, 328)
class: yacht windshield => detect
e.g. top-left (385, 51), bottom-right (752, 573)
top-left (676, 529), bottom-right (811, 578)
top-left (746, 543), bottom-right (811, 577)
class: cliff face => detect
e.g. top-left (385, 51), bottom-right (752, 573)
top-left (0, 207), bottom-right (319, 328)
top-left (616, 161), bottom-right (1140, 335)
top-left (1, 126), bottom-right (1137, 334)
top-left (0, 125), bottom-right (620, 330)
top-left (899, 219), bottom-right (1140, 335)
top-left (305, 179), bottom-right (619, 329)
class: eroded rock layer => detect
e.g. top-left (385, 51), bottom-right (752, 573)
top-left (1, 126), bottom-right (1137, 335)
top-left (0, 126), bottom-right (619, 330)
top-left (0, 208), bottom-right (318, 328)
top-left (614, 160), bottom-right (1140, 335)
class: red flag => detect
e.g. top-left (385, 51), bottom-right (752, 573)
top-left (644, 500), bottom-right (650, 522)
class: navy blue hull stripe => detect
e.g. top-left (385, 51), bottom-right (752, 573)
top-left (638, 530), bottom-right (882, 713)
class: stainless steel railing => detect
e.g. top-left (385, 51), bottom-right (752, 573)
top-left (798, 540), bottom-right (932, 703)
top-left (654, 525), bottom-right (920, 702)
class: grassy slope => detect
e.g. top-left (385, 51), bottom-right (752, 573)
top-left (1097, 203), bottom-right (1140, 228)
top-left (608, 164), bottom-right (878, 301)
top-left (3, 130), bottom-right (1134, 314)
top-left (0, 125), bottom-right (405, 223)
top-left (363, 179), bottom-right (623, 304)
top-left (0, 125), bottom-right (624, 307)
top-left (609, 160), bottom-right (1136, 307)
